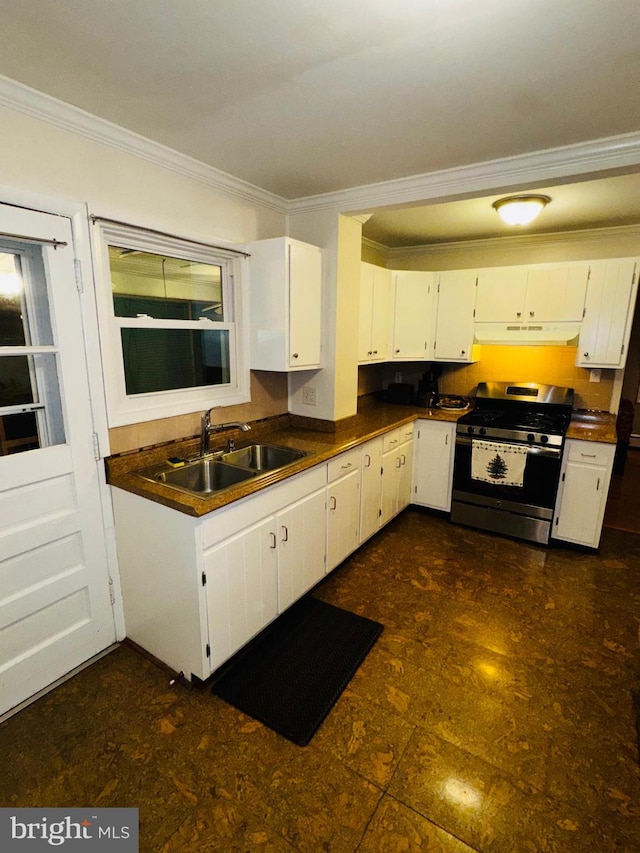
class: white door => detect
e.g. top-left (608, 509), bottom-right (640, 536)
top-left (0, 203), bottom-right (116, 716)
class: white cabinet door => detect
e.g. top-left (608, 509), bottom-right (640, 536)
top-left (413, 420), bottom-right (455, 511)
top-left (577, 258), bottom-right (638, 368)
top-left (360, 436), bottom-right (383, 543)
top-left (358, 262), bottom-right (375, 362)
top-left (371, 265), bottom-right (392, 360)
top-left (247, 236), bottom-right (322, 371)
top-left (434, 270), bottom-right (478, 362)
top-left (205, 517), bottom-right (279, 672)
top-left (327, 469), bottom-right (360, 572)
top-left (391, 271), bottom-right (434, 360)
top-left (397, 433), bottom-right (414, 512)
top-left (380, 427), bottom-right (413, 523)
top-left (524, 264), bottom-right (588, 322)
top-left (553, 440), bottom-right (615, 548)
top-left (289, 239), bottom-right (323, 368)
top-left (475, 263), bottom-right (588, 323)
top-left (277, 488), bottom-right (327, 612)
top-left (475, 266), bottom-right (528, 322)
top-left (358, 263), bottom-right (391, 363)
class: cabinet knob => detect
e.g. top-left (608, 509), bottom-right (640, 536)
top-left (583, 352), bottom-right (589, 358)
top-left (529, 311), bottom-right (535, 317)
top-left (372, 349), bottom-right (378, 355)
top-left (516, 311), bottom-right (522, 318)
top-left (292, 352), bottom-right (299, 359)
top-left (461, 350), bottom-right (466, 356)
top-left (395, 348), bottom-right (400, 354)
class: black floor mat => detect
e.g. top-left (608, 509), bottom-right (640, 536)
top-left (211, 596), bottom-right (383, 746)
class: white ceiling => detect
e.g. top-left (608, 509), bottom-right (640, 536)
top-left (2, 0), bottom-right (640, 244)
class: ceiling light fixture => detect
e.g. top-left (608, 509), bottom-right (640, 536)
top-left (492, 194), bottom-right (551, 226)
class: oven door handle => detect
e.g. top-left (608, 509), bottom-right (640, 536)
top-left (454, 435), bottom-right (562, 458)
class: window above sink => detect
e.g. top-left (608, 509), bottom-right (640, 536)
top-left (91, 219), bottom-right (251, 427)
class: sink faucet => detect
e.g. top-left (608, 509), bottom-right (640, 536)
top-left (200, 410), bottom-right (251, 457)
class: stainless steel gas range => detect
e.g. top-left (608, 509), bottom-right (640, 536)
top-left (451, 381), bottom-right (574, 545)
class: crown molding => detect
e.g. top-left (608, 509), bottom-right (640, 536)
top-left (362, 235), bottom-right (389, 254)
top-left (386, 223), bottom-right (640, 264)
top-left (0, 75), bottom-right (288, 215)
top-left (289, 132), bottom-right (640, 215)
top-left (3, 74), bottom-right (640, 228)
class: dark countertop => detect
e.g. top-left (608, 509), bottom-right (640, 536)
top-left (105, 401), bottom-right (617, 518)
top-left (105, 402), bottom-right (461, 518)
top-left (566, 411), bottom-right (617, 444)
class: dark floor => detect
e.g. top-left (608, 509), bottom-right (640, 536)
top-left (604, 447), bottom-right (640, 534)
top-left (2, 511), bottom-right (640, 852)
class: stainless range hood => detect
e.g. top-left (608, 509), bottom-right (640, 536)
top-left (474, 322), bottom-right (581, 345)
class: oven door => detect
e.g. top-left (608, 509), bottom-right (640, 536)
top-left (451, 435), bottom-right (563, 543)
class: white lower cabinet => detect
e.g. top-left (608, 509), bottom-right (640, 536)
top-left (204, 517), bottom-right (278, 672)
top-left (327, 448), bottom-right (361, 572)
top-left (112, 465), bottom-right (327, 681)
top-left (380, 426), bottom-right (414, 526)
top-left (277, 488), bottom-right (327, 612)
top-left (360, 436), bottom-right (384, 543)
top-left (553, 439), bottom-right (615, 549)
top-left (412, 419), bottom-right (456, 511)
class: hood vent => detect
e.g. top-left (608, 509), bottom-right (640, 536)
top-left (474, 322), bottom-right (581, 345)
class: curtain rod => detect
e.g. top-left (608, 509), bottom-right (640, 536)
top-left (89, 215), bottom-right (250, 257)
top-left (0, 231), bottom-right (67, 249)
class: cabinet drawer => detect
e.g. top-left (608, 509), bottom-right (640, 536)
top-left (382, 429), bottom-right (400, 453)
top-left (398, 424), bottom-right (414, 444)
top-left (201, 465), bottom-right (326, 550)
top-left (566, 440), bottom-right (614, 467)
top-left (327, 448), bottom-right (361, 483)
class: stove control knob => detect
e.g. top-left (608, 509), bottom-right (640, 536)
top-left (540, 434), bottom-right (549, 444)
top-left (479, 427), bottom-right (486, 436)
top-left (467, 426), bottom-right (475, 434)
top-left (527, 433), bottom-right (535, 443)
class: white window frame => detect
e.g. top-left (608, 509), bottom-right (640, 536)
top-left (91, 221), bottom-right (250, 427)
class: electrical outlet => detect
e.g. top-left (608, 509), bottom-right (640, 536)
top-left (302, 386), bottom-right (317, 406)
top-left (394, 372), bottom-right (402, 383)
top-left (589, 369), bottom-right (602, 383)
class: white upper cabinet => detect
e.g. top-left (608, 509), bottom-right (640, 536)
top-left (358, 262), bottom-right (392, 363)
top-left (433, 269), bottom-right (479, 362)
top-left (475, 263), bottom-right (589, 323)
top-left (391, 271), bottom-right (434, 360)
top-left (475, 266), bottom-right (528, 322)
top-left (246, 237), bottom-right (322, 371)
top-left (577, 258), bottom-right (639, 368)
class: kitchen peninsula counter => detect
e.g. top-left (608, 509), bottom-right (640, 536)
top-left (567, 411), bottom-right (617, 443)
top-left (105, 401), bottom-right (463, 517)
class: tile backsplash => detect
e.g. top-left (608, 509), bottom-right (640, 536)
top-left (437, 345), bottom-right (614, 410)
top-left (358, 345), bottom-right (616, 411)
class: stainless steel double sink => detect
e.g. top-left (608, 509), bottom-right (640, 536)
top-left (135, 443), bottom-right (307, 497)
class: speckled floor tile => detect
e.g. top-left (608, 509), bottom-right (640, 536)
top-left (2, 508), bottom-right (640, 852)
top-left (308, 687), bottom-right (415, 788)
top-left (358, 795), bottom-right (478, 852)
top-left (158, 788), bottom-right (298, 852)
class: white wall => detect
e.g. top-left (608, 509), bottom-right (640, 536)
top-left (288, 211), bottom-right (362, 422)
top-left (0, 105), bottom-right (285, 244)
